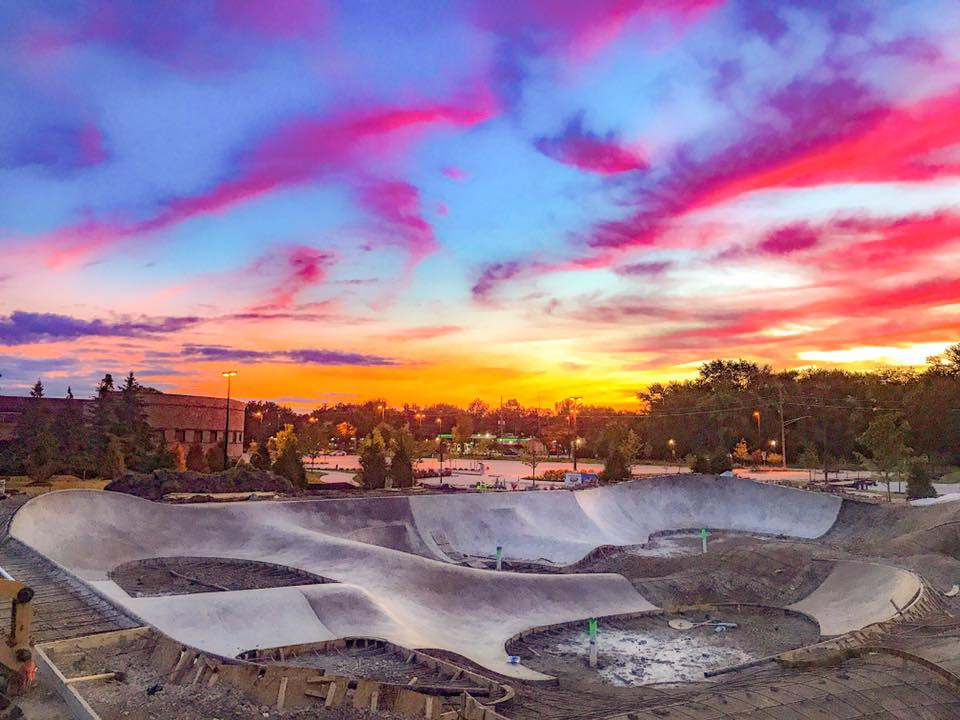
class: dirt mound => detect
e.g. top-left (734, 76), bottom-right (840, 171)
top-left (105, 466), bottom-right (294, 501)
top-left (577, 536), bottom-right (833, 608)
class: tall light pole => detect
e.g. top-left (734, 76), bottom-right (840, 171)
top-left (415, 412), bottom-right (424, 437)
top-left (780, 415), bottom-right (812, 470)
top-left (377, 404), bottom-right (385, 423)
top-left (752, 410), bottom-right (761, 451)
top-left (567, 396), bottom-right (583, 470)
top-left (668, 438), bottom-right (676, 467)
top-left (222, 370), bottom-right (238, 469)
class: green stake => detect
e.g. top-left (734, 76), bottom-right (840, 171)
top-left (700, 527), bottom-right (708, 554)
top-left (588, 618), bottom-right (598, 667)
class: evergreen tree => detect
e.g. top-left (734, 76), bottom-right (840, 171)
top-left (100, 434), bottom-right (126, 479)
top-left (358, 429), bottom-right (389, 489)
top-left (389, 426), bottom-right (416, 488)
top-left (52, 387), bottom-right (88, 477)
top-left (16, 380), bottom-right (57, 481)
top-left (906, 459), bottom-right (936, 500)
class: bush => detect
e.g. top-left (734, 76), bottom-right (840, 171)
top-left (272, 443), bottom-right (306, 489)
top-left (689, 448), bottom-right (733, 475)
top-left (105, 466), bottom-right (295, 501)
top-left (540, 469), bottom-right (568, 483)
top-left (205, 444), bottom-right (226, 473)
top-left (907, 460), bottom-right (937, 500)
top-left (185, 444), bottom-right (206, 472)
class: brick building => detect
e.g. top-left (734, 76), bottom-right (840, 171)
top-left (0, 393), bottom-right (246, 458)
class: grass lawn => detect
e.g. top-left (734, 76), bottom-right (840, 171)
top-left (5, 475), bottom-right (110, 496)
top-left (938, 469), bottom-right (960, 484)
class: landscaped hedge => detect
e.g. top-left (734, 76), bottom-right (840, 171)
top-left (105, 466), bottom-right (295, 501)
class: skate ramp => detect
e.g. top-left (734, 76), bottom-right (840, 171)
top-left (409, 475), bottom-right (842, 564)
top-left (10, 490), bottom-right (654, 679)
top-left (788, 560), bottom-right (922, 636)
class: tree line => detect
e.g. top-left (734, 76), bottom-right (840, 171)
top-left (244, 343), bottom-right (960, 488)
top-left (0, 373), bottom-right (175, 480)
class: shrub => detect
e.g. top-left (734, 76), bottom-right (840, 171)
top-left (689, 448), bottom-right (733, 475)
top-left (907, 460), bottom-right (936, 500)
top-left (205, 444), bottom-right (226, 473)
top-left (273, 443), bottom-right (306, 489)
top-left (185, 444), bottom-right (206, 472)
top-left (105, 466), bottom-right (295, 501)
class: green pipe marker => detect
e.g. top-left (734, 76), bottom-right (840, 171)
top-left (588, 617), bottom-right (597, 640)
top-left (700, 527), bottom-right (708, 554)
top-left (496, 545), bottom-right (503, 571)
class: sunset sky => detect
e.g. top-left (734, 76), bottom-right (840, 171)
top-left (2, 1), bottom-right (960, 408)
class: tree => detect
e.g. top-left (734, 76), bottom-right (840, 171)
top-left (732, 439), bottom-right (750, 465)
top-left (15, 380), bottom-right (57, 481)
top-left (269, 424), bottom-right (306, 488)
top-left (100, 435), bottom-right (127, 479)
top-left (52, 387), bottom-right (89, 477)
top-left (519, 439), bottom-right (544, 484)
top-left (185, 444), bottom-right (207, 472)
top-left (249, 441), bottom-right (271, 470)
top-left (451, 413), bottom-right (474, 454)
top-left (205, 444), bottom-right (226, 473)
top-left (600, 424), bottom-right (640, 483)
top-left (906, 459), bottom-right (936, 500)
top-left (299, 419), bottom-right (329, 463)
top-left (857, 414), bottom-right (911, 501)
top-left (389, 426), bottom-right (416, 488)
top-left (358, 429), bottom-right (388, 489)
top-left (273, 444), bottom-right (306, 489)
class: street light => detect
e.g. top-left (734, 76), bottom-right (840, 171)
top-left (567, 396), bottom-right (583, 470)
top-left (415, 412), bottom-right (425, 436)
top-left (377, 404), bottom-right (385, 422)
top-left (435, 416), bottom-right (442, 433)
top-left (752, 410), bottom-right (761, 450)
top-left (222, 371), bottom-right (238, 469)
top-left (668, 438), bottom-right (676, 463)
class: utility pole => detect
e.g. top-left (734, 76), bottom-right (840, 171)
top-left (221, 370), bottom-right (238, 469)
top-left (778, 387), bottom-right (787, 469)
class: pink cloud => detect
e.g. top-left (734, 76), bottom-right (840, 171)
top-left (441, 165), bottom-right (468, 181)
top-left (22, 92), bottom-right (496, 270)
top-left (536, 116), bottom-right (647, 174)
top-left (250, 244), bottom-right (335, 310)
top-left (78, 123), bottom-right (107, 166)
top-left (616, 260), bottom-right (672, 276)
top-left (473, 81), bottom-right (960, 298)
top-left (758, 223), bottom-right (819, 255)
top-left (383, 325), bottom-right (462, 341)
top-left (356, 179), bottom-right (438, 272)
top-left (215, 0), bottom-right (327, 39)
top-left (472, 0), bottom-right (721, 60)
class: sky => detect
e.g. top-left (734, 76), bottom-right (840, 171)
top-left (2, 0), bottom-right (960, 408)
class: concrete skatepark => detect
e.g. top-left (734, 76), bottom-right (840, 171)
top-left (10, 476), bottom-right (927, 687)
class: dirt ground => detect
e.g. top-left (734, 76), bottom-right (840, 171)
top-left (258, 643), bottom-right (487, 691)
top-left (573, 533), bottom-right (834, 609)
top-left (109, 557), bottom-right (331, 597)
top-left (48, 635), bottom-right (405, 720)
top-left (507, 609), bottom-right (818, 687)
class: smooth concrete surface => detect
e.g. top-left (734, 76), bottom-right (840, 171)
top-left (409, 475), bottom-right (842, 564)
top-left (788, 561), bottom-right (922, 636)
top-left (11, 477), bottom-right (908, 678)
top-left (11, 489), bottom-right (654, 679)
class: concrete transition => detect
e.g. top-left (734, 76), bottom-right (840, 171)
top-left (9, 475), bottom-right (919, 679)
